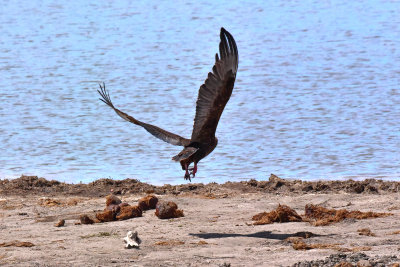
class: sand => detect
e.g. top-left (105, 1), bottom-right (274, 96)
top-left (0, 175), bottom-right (400, 267)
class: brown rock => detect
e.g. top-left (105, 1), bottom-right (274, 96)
top-left (96, 210), bottom-right (115, 222)
top-left (155, 201), bottom-right (184, 219)
top-left (111, 202), bottom-right (131, 216)
top-left (104, 204), bottom-right (121, 214)
top-left (80, 214), bottom-right (95, 224)
top-left (116, 205), bottom-right (142, 220)
top-left (105, 194), bottom-right (121, 206)
top-left (138, 195), bottom-right (158, 210)
top-left (119, 202), bottom-right (129, 208)
top-left (54, 219), bottom-right (65, 227)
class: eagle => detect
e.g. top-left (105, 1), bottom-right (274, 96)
top-left (98, 27), bottom-right (239, 181)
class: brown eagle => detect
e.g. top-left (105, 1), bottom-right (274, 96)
top-left (98, 27), bottom-right (238, 181)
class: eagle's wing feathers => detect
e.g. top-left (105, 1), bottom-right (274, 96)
top-left (98, 83), bottom-right (191, 147)
top-left (191, 28), bottom-right (238, 143)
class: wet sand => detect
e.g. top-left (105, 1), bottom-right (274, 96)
top-left (1, 175), bottom-right (399, 266)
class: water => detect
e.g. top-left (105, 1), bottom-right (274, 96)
top-left (1, 0), bottom-right (399, 185)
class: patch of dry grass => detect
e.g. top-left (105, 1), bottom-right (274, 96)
top-left (38, 198), bottom-right (80, 207)
top-left (0, 241), bottom-right (34, 247)
top-left (80, 231), bottom-right (118, 239)
top-left (290, 239), bottom-right (371, 252)
top-left (154, 240), bottom-right (185, 246)
top-left (357, 228), bottom-right (376, 236)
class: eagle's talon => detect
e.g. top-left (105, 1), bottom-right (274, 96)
top-left (184, 173), bottom-right (191, 182)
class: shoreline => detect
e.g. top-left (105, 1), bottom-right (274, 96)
top-left (1, 174), bottom-right (400, 197)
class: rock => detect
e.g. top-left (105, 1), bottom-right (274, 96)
top-left (119, 202), bottom-right (129, 208)
top-left (105, 194), bottom-right (122, 206)
top-left (79, 214), bottom-right (95, 224)
top-left (123, 230), bottom-right (141, 249)
top-left (96, 210), bottom-right (115, 222)
top-left (155, 201), bottom-right (184, 219)
top-left (138, 195), bottom-right (158, 210)
top-left (104, 203), bottom-right (121, 214)
top-left (54, 219), bottom-right (65, 227)
top-left (116, 205), bottom-right (142, 220)
top-left (96, 195), bottom-right (143, 222)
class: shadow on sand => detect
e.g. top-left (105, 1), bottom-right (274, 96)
top-left (189, 231), bottom-right (325, 240)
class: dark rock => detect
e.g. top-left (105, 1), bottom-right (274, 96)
top-left (95, 210), bottom-right (115, 222)
top-left (105, 194), bottom-right (122, 206)
top-left (155, 201), bottom-right (184, 219)
top-left (105, 204), bottom-right (121, 214)
top-left (80, 214), bottom-right (95, 224)
top-left (138, 195), bottom-right (158, 210)
top-left (116, 205), bottom-right (142, 220)
top-left (54, 219), bottom-right (65, 227)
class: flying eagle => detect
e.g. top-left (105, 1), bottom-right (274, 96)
top-left (98, 27), bottom-right (239, 181)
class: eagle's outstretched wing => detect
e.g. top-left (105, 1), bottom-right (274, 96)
top-left (98, 83), bottom-right (191, 147)
top-left (190, 27), bottom-right (239, 143)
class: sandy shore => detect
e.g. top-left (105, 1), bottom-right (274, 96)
top-left (1, 175), bottom-right (400, 266)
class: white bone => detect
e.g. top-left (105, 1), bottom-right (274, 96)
top-left (123, 231), bottom-right (141, 249)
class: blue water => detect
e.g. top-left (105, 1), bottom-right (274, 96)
top-left (1, 0), bottom-right (399, 185)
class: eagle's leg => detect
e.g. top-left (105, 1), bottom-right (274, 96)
top-left (188, 163), bottom-right (197, 178)
top-left (184, 163), bottom-right (191, 181)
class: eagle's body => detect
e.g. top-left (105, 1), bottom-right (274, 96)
top-left (98, 28), bottom-right (238, 181)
